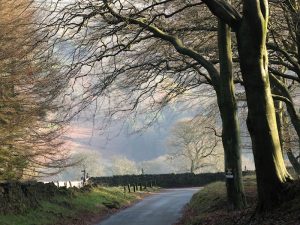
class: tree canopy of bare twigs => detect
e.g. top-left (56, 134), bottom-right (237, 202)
top-left (34, 0), bottom-right (300, 211)
top-left (37, 0), bottom-right (248, 208)
top-left (166, 116), bottom-right (222, 173)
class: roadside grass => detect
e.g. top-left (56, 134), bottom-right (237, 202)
top-left (0, 186), bottom-right (152, 225)
top-left (179, 175), bottom-right (257, 225)
top-left (188, 181), bottom-right (227, 219)
top-left (179, 174), bottom-right (300, 225)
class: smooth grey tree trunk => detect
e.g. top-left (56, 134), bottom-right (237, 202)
top-left (190, 160), bottom-right (195, 174)
top-left (275, 100), bottom-right (284, 150)
top-left (236, 0), bottom-right (292, 211)
top-left (270, 75), bottom-right (300, 142)
top-left (271, 77), bottom-right (300, 175)
top-left (283, 112), bottom-right (300, 176)
top-left (217, 20), bottom-right (246, 209)
top-left (287, 151), bottom-right (300, 176)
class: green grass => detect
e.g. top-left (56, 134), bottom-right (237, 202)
top-left (184, 175), bottom-right (257, 225)
top-left (0, 186), bottom-right (141, 225)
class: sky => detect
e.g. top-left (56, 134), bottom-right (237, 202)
top-left (52, 101), bottom-right (256, 181)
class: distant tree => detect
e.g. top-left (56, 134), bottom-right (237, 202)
top-left (166, 117), bottom-right (222, 173)
top-left (56, 150), bottom-right (104, 180)
top-left (110, 156), bottom-right (138, 176)
top-left (138, 155), bottom-right (180, 174)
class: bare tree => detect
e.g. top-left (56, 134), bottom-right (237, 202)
top-left (166, 116), bottom-right (222, 173)
top-left (110, 156), bottom-right (139, 176)
top-left (40, 0), bottom-right (246, 208)
top-left (35, 0), bottom-right (300, 210)
top-left (56, 150), bottom-right (104, 180)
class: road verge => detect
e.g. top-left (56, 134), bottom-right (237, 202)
top-left (0, 184), bottom-right (157, 225)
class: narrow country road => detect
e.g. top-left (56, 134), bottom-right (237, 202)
top-left (97, 187), bottom-right (200, 225)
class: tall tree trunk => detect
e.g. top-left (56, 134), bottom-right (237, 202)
top-left (292, 1), bottom-right (300, 65)
top-left (274, 95), bottom-right (300, 176)
top-left (190, 160), bottom-right (195, 174)
top-left (283, 112), bottom-right (300, 176)
top-left (236, 0), bottom-right (292, 211)
top-left (217, 19), bottom-right (246, 209)
top-left (287, 150), bottom-right (300, 175)
top-left (275, 100), bottom-right (284, 150)
top-left (270, 74), bottom-right (300, 144)
top-left (271, 75), bottom-right (300, 175)
top-left (296, 25), bottom-right (300, 66)
top-left (284, 101), bottom-right (300, 142)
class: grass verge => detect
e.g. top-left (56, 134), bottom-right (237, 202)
top-left (177, 175), bottom-right (256, 225)
top-left (178, 175), bottom-right (300, 225)
top-left (0, 186), bottom-right (155, 225)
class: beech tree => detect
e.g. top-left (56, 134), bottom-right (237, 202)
top-left (268, 1), bottom-right (299, 136)
top-left (202, 0), bottom-right (293, 210)
top-left (43, 0), bottom-right (246, 209)
top-left (266, 1), bottom-right (300, 173)
top-left (38, 0), bottom-right (299, 210)
top-left (47, 0), bottom-right (296, 210)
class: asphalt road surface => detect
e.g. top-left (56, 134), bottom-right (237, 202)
top-left (97, 187), bottom-right (201, 225)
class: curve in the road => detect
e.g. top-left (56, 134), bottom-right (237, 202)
top-left (97, 187), bottom-right (200, 225)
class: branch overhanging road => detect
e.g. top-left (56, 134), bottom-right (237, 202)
top-left (98, 187), bottom-right (201, 225)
